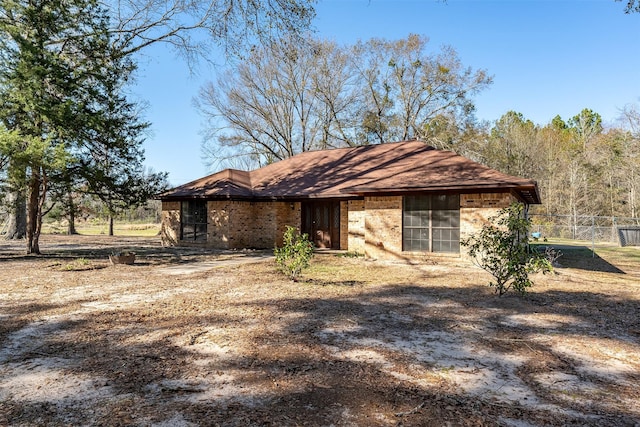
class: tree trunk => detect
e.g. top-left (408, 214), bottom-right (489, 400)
top-left (108, 214), bottom-right (114, 236)
top-left (67, 192), bottom-right (77, 235)
top-left (26, 171), bottom-right (41, 254)
top-left (4, 190), bottom-right (27, 240)
top-left (25, 168), bottom-right (46, 255)
top-left (630, 169), bottom-right (637, 220)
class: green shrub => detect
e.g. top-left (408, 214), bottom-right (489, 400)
top-left (275, 226), bottom-right (315, 281)
top-left (462, 203), bottom-right (552, 296)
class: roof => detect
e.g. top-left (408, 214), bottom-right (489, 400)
top-left (160, 141), bottom-right (541, 204)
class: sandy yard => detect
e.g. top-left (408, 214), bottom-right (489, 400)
top-left (0, 235), bottom-right (639, 426)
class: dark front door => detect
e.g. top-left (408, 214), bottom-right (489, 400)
top-left (302, 201), bottom-right (340, 249)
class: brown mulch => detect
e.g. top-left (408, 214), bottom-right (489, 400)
top-left (0, 235), bottom-right (639, 426)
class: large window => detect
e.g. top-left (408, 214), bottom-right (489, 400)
top-left (403, 194), bottom-right (460, 253)
top-left (181, 200), bottom-right (207, 241)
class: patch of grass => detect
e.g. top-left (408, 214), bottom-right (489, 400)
top-left (597, 245), bottom-right (640, 260)
top-left (42, 222), bottom-right (160, 237)
top-left (531, 240), bottom-right (639, 274)
top-left (76, 223), bottom-right (160, 236)
top-left (60, 258), bottom-right (95, 271)
top-left (306, 257), bottom-right (424, 287)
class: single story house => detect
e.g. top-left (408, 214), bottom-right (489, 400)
top-left (158, 140), bottom-right (540, 260)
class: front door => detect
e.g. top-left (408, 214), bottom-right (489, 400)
top-left (302, 201), bottom-right (340, 249)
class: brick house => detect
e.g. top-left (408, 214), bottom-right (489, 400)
top-left (158, 141), bottom-right (540, 260)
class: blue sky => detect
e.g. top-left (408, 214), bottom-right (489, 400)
top-left (134, 0), bottom-right (640, 185)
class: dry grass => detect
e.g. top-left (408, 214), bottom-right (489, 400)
top-left (0, 235), bottom-right (639, 426)
top-left (41, 221), bottom-right (160, 236)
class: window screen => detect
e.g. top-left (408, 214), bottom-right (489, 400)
top-left (403, 195), bottom-right (460, 253)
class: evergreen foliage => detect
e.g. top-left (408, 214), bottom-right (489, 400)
top-left (462, 203), bottom-right (552, 296)
top-left (0, 0), bottom-right (166, 251)
top-left (275, 226), bottom-right (315, 281)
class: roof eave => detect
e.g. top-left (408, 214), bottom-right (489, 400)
top-left (340, 182), bottom-right (542, 204)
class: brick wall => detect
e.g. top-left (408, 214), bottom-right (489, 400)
top-left (207, 201), bottom-right (231, 248)
top-left (364, 196), bottom-right (403, 260)
top-left (340, 201), bottom-right (349, 250)
top-left (160, 191), bottom-right (520, 260)
top-left (246, 201), bottom-right (301, 249)
top-left (347, 200), bottom-right (365, 254)
top-left (160, 201), bottom-right (180, 246)
top-left (274, 202), bottom-right (302, 248)
top-left (161, 200), bottom-right (301, 249)
top-left (354, 192), bottom-right (517, 261)
top-left (460, 192), bottom-right (514, 209)
top-left (460, 193), bottom-right (517, 260)
top-left (459, 193), bottom-right (516, 241)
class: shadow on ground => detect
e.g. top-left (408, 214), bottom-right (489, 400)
top-left (533, 244), bottom-right (626, 274)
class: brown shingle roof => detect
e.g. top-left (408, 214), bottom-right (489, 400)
top-left (159, 141), bottom-right (541, 204)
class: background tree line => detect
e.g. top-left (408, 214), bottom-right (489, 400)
top-left (198, 34), bottom-right (640, 221)
top-left (472, 107), bottom-right (640, 221)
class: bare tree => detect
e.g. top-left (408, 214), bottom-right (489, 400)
top-left (107, 0), bottom-right (317, 61)
top-left (617, 0), bottom-right (640, 13)
top-left (311, 41), bottom-right (363, 148)
top-left (197, 37), bottom-right (357, 167)
top-left (352, 34), bottom-right (492, 144)
top-left (199, 34), bottom-right (492, 166)
top-left (618, 105), bottom-right (640, 218)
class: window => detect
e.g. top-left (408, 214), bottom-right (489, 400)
top-left (403, 195), bottom-right (460, 253)
top-left (181, 200), bottom-right (207, 241)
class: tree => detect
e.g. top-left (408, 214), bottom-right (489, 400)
top-left (275, 226), bottom-right (314, 281)
top-left (568, 108), bottom-right (603, 151)
top-left (198, 37), bottom-right (361, 167)
top-left (106, 0), bottom-right (317, 62)
top-left (535, 118), bottom-right (573, 216)
top-left (71, 46), bottom-right (168, 236)
top-left (104, 0), bottom-right (318, 170)
top-left (310, 39), bottom-right (363, 149)
top-left (617, 0), bottom-right (640, 13)
top-left (617, 105), bottom-right (640, 218)
top-left (462, 203), bottom-right (552, 296)
top-left (0, 0), bottom-right (118, 253)
top-left (0, 0), bottom-right (166, 252)
top-left (352, 35), bottom-right (492, 145)
top-left (199, 34), bottom-right (492, 166)
top-left (484, 111), bottom-right (539, 178)
top-left (0, 0), bottom-right (317, 241)
top-left (0, 125), bottom-right (25, 238)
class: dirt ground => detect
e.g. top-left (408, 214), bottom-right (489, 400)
top-left (0, 235), bottom-right (639, 426)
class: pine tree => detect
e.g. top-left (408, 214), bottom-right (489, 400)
top-left (0, 0), bottom-right (164, 252)
top-left (62, 39), bottom-right (167, 236)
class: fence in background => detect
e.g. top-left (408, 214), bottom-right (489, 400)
top-left (529, 214), bottom-right (640, 246)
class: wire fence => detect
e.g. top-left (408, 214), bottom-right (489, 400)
top-left (529, 214), bottom-right (640, 247)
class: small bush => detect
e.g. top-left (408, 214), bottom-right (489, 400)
top-left (543, 246), bottom-right (563, 267)
top-left (462, 203), bottom-right (552, 296)
top-left (275, 226), bottom-right (315, 281)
